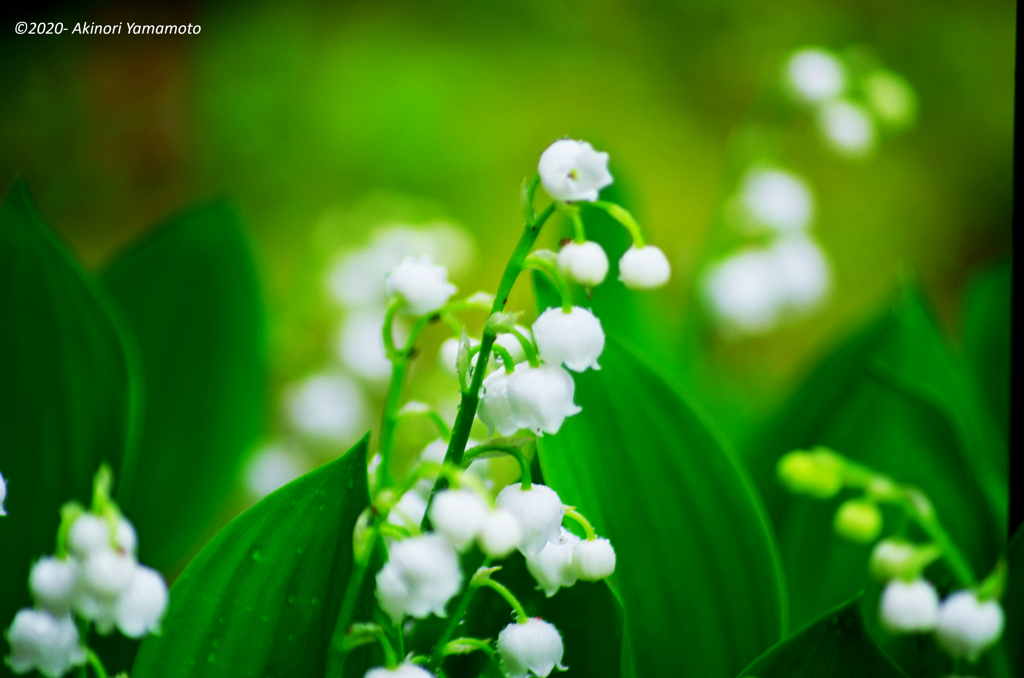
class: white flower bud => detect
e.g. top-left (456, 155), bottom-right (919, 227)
top-left (493, 326), bottom-right (530, 366)
top-left (538, 139), bottom-right (613, 203)
top-left (573, 538), bottom-right (616, 581)
top-left (364, 662), bottom-right (435, 678)
top-left (497, 618), bottom-right (566, 678)
top-left (879, 579), bottom-right (939, 633)
top-left (388, 491), bottom-right (428, 531)
top-left (0, 470), bottom-right (7, 515)
top-left (785, 48), bottom-right (846, 102)
top-left (112, 565), bottom-right (167, 638)
top-left (478, 508), bottom-right (522, 559)
top-left (740, 169), bottom-right (813, 235)
top-left (495, 484), bottom-right (564, 556)
top-left (115, 517), bottom-right (138, 555)
top-left (374, 535), bottom-right (462, 624)
top-left (618, 245), bottom-right (670, 290)
top-left (385, 255), bottom-right (457, 316)
top-left (506, 365), bottom-right (582, 436)
top-left (557, 241), bottom-right (609, 286)
top-left (770, 237), bottom-right (830, 311)
top-left (935, 591), bottom-right (1004, 661)
top-left (29, 558), bottom-right (79, 617)
top-left (5, 609), bottom-right (86, 678)
top-left (477, 368), bottom-right (521, 437)
top-left (525, 528), bottom-right (580, 597)
top-left (818, 99), bottom-right (875, 157)
top-left (68, 515), bottom-right (110, 557)
top-left (429, 489), bottom-right (488, 551)
top-left (869, 539), bottom-right (918, 582)
top-left (532, 307), bottom-right (604, 373)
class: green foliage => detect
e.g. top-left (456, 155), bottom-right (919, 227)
top-left (537, 335), bottom-right (787, 678)
top-left (737, 594), bottom-right (909, 678)
top-left (100, 201), bottom-right (267, 572)
top-left (960, 256), bottom-right (1011, 437)
top-left (0, 180), bottom-right (136, 677)
top-left (1004, 527), bottom-right (1023, 673)
top-left (132, 435), bottom-right (376, 678)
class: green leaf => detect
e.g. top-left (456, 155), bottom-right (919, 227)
top-left (100, 200), bottom-right (267, 572)
top-left (131, 436), bottom-right (376, 678)
top-left (0, 180), bottom-right (136, 671)
top-left (1003, 527), bottom-right (1023, 673)
top-left (737, 594), bottom-right (909, 678)
top-left (536, 336), bottom-right (787, 677)
top-left (960, 256), bottom-right (1011, 437)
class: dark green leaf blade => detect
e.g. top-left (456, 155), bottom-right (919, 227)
top-left (101, 200), bottom-right (267, 572)
top-left (737, 594), bottom-right (909, 678)
top-left (537, 336), bottom-right (786, 678)
top-left (960, 256), bottom-right (1011, 437)
top-left (131, 436), bottom-right (375, 678)
top-left (0, 180), bottom-right (135, 673)
top-left (1003, 527), bottom-right (1023, 673)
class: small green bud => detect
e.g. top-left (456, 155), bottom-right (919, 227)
top-left (869, 538), bottom-right (916, 581)
top-left (777, 449), bottom-right (844, 499)
top-left (834, 499), bottom-right (883, 543)
top-left (352, 507), bottom-right (376, 564)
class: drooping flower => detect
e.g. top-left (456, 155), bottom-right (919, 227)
top-left (375, 535), bottom-right (462, 624)
top-left (538, 139), bottom-right (613, 202)
top-left (833, 499), bottom-right (883, 543)
top-left (29, 558), bottom-right (79, 617)
top-left (385, 255), bottom-right (458, 316)
top-left (702, 248), bottom-right (785, 335)
top-left (429, 489), bottom-right (489, 552)
top-left (495, 484), bottom-right (564, 556)
top-left (497, 618), bottom-right (566, 678)
top-left (618, 245), bottom-right (671, 290)
top-left (573, 538), bottom-right (616, 581)
top-left (557, 241), bottom-right (609, 287)
top-left (785, 48), bottom-right (846, 103)
top-left (818, 99), bottom-right (875, 157)
top-left (879, 579), bottom-right (939, 633)
top-left (75, 549), bottom-right (137, 633)
top-left (935, 591), bottom-right (1005, 661)
top-left (477, 367), bottom-right (521, 437)
top-left (477, 508), bottom-right (523, 559)
top-left (532, 307), bottom-right (604, 372)
top-left (113, 566), bottom-right (168, 638)
top-left (739, 169), bottom-right (813, 235)
top-left (5, 609), bottom-right (86, 678)
top-left (364, 662), bottom-right (435, 678)
top-left (506, 365), bottom-right (582, 436)
top-left (525, 528), bottom-right (580, 597)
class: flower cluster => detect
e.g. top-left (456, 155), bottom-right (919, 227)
top-left (5, 468), bottom-right (168, 678)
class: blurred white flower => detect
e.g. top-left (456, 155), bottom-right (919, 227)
top-left (113, 566), bottom-right (168, 638)
top-left (389, 491), bottom-right (428, 532)
top-left (0, 469), bottom-right (7, 515)
top-left (285, 373), bottom-right (364, 443)
top-left (478, 508), bottom-right (522, 559)
top-left (879, 579), bottom-right (939, 633)
top-left (29, 558), bottom-right (79, 617)
top-left (337, 313), bottom-right (393, 382)
top-left (375, 535), bottom-right (462, 623)
top-left (496, 483), bottom-right (564, 556)
top-left (703, 249), bottom-right (784, 335)
top-left (244, 445), bottom-right (303, 499)
top-left (439, 336), bottom-right (479, 377)
top-left (532, 307), bottom-right (604, 372)
top-left (414, 438), bottom-right (488, 497)
top-left (525, 527), bottom-right (580, 597)
top-left (429, 489), bottom-right (489, 552)
top-left (785, 48), bottom-right (846, 102)
top-left (935, 591), bottom-right (1004, 661)
top-left (75, 550), bottom-right (136, 632)
top-left (863, 70), bottom-right (917, 130)
top-left (364, 662), bottom-right (435, 678)
top-left (497, 618), bottom-right (566, 678)
top-left (506, 364), bottom-right (582, 436)
top-left (573, 537), bottom-right (616, 581)
top-left (5, 609), bottom-right (86, 677)
top-left (386, 255), bottom-right (457, 317)
top-left (770, 237), bottom-right (831, 311)
top-left (477, 368), bottom-right (521, 437)
top-left (869, 539), bottom-right (918, 582)
top-left (740, 169), bottom-right (814, 235)
top-left (493, 326), bottom-right (530, 367)
top-left (819, 99), bottom-right (876, 157)
top-left (618, 245), bottom-right (671, 290)
top-left (538, 139), bottom-right (613, 202)
top-left (557, 241), bottom-right (609, 286)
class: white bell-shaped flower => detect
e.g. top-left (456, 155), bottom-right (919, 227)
top-left (115, 517), bottom-right (138, 556)
top-left (477, 367), bottom-right (521, 437)
top-left (497, 618), bottom-right (566, 678)
top-left (73, 549), bottom-right (136, 634)
top-left (29, 558), bottom-right (79, 617)
top-left (538, 139), bottom-right (613, 203)
top-left (113, 565), bottom-right (168, 638)
top-left (0, 469), bottom-right (7, 515)
top-left (478, 508), bottom-right (522, 559)
top-left (740, 169), bottom-right (813, 235)
top-left (385, 255), bottom-right (457, 316)
top-left (785, 48), bottom-right (846, 102)
top-left (573, 538), bottom-right (616, 581)
top-left (770, 237), bottom-right (830, 311)
top-left (525, 527), bottom-right (580, 597)
top-left (702, 249), bottom-right (785, 335)
top-left (506, 365), bottom-right (582, 436)
top-left (364, 662), bottom-right (435, 678)
top-left (618, 245), bottom-right (671, 290)
top-left (935, 591), bottom-right (1004, 661)
top-left (818, 100), bottom-right (875, 157)
top-left (5, 609), bottom-right (86, 678)
top-left (532, 307), bottom-right (604, 372)
top-left (495, 484), bottom-right (564, 556)
top-left (388, 491), bottom-right (428, 531)
top-left (245, 445), bottom-right (303, 499)
top-left (375, 535), bottom-right (462, 624)
top-left (557, 241), bottom-right (609, 286)
top-left (429, 489), bottom-right (488, 552)
top-left (493, 326), bottom-right (530, 367)
top-left (67, 514), bottom-right (110, 557)
top-left (879, 579), bottom-right (939, 633)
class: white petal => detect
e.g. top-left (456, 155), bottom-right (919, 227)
top-left (618, 246), bottom-right (671, 290)
top-left (879, 579), bottom-right (939, 633)
top-left (538, 139), bottom-right (613, 202)
top-left (532, 306), bottom-right (604, 372)
top-left (497, 618), bottom-right (565, 678)
top-left (496, 484), bottom-right (564, 556)
top-left (573, 538), bottom-right (616, 581)
top-left (428, 489), bottom-right (488, 551)
top-left (557, 241), bottom-right (609, 286)
top-left (115, 566), bottom-right (168, 638)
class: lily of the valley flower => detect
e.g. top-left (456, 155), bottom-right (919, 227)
top-left (493, 325), bottom-right (530, 366)
top-left (113, 566), bottom-right (169, 638)
top-left (557, 241), bottom-right (609, 287)
top-left (477, 508), bottom-right (522, 559)
top-left (497, 618), bottom-right (566, 678)
top-left (5, 609), bottom-right (86, 678)
top-left (429, 489), bottom-right (489, 552)
top-left (29, 558), bottom-right (79, 617)
top-left (506, 364), bottom-right (582, 436)
top-left (935, 591), bottom-right (1005, 661)
top-left (477, 368), bottom-right (521, 437)
top-left (525, 528), bottom-right (580, 597)
top-left (532, 307), bottom-right (604, 372)
top-left (388, 491), bottom-right (428, 532)
top-left (385, 255), bottom-right (458, 316)
top-left (879, 579), bottom-right (939, 633)
top-left (538, 139), bottom-right (613, 203)
top-left (818, 99), bottom-right (875, 157)
top-left (869, 539), bottom-right (918, 582)
top-left (618, 245), bottom-right (671, 290)
top-left (740, 169), bottom-right (813, 235)
top-left (375, 535), bottom-right (462, 624)
top-left (495, 484), bottom-right (564, 556)
top-left (364, 662), bottom-right (435, 678)
top-left (785, 48), bottom-right (846, 103)
top-left (573, 538), bottom-right (616, 581)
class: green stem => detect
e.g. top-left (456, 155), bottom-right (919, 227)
top-left (509, 328), bottom-right (539, 367)
top-left (85, 649), bottom-right (110, 678)
top-left (481, 579), bottom-right (529, 623)
top-left (377, 359), bottom-right (409, 488)
top-left (897, 494), bottom-right (976, 587)
top-left (563, 508), bottom-right (596, 540)
top-left (463, 443), bottom-right (532, 490)
top-left (570, 207), bottom-right (586, 243)
top-left (327, 528), bottom-right (379, 675)
top-left (491, 344), bottom-right (516, 373)
top-left (524, 256), bottom-right (573, 313)
top-left (444, 638), bottom-right (495, 658)
top-left (429, 559), bottom-right (494, 670)
top-left (592, 201), bottom-right (645, 247)
top-left (382, 297), bottom-right (402, 359)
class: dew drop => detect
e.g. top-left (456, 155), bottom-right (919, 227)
top-left (250, 545), bottom-right (263, 562)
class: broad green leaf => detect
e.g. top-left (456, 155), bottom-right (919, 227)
top-left (960, 256), bottom-right (1011, 437)
top-left (737, 594), bottom-right (909, 678)
top-left (0, 180), bottom-right (136, 675)
top-left (101, 200), bottom-right (267, 572)
top-left (744, 286), bottom-right (1006, 635)
top-left (537, 336), bottom-right (787, 678)
top-left (132, 436), bottom-right (377, 678)
top-left (1004, 527), bottom-right (1023, 673)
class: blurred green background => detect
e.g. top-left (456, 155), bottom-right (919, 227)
top-left (1, 0), bottom-right (1013, 506)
